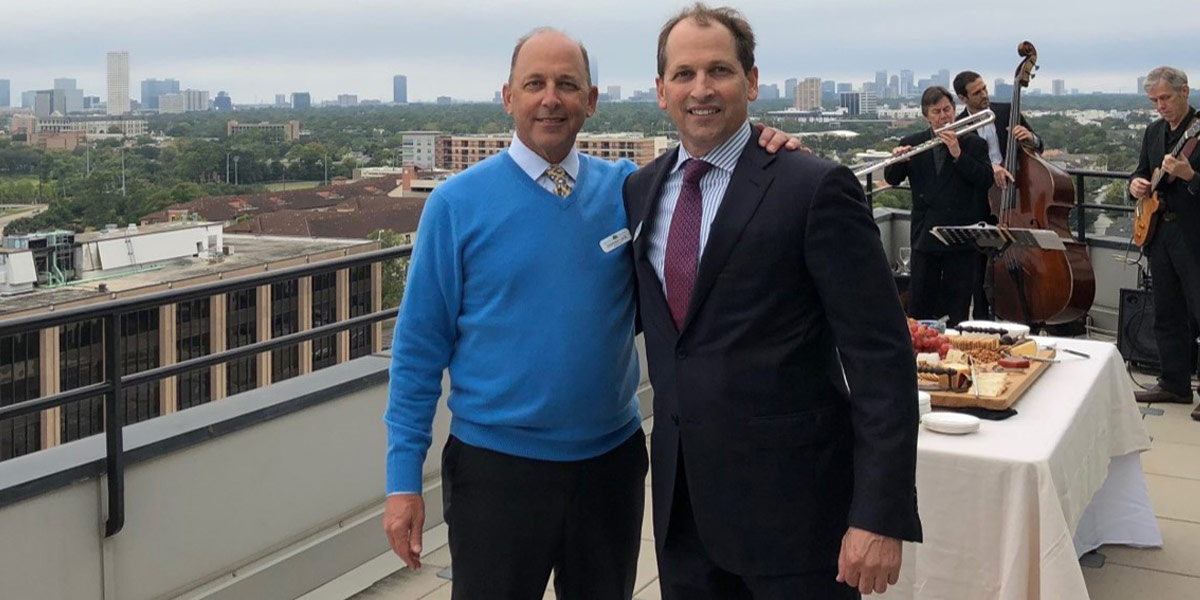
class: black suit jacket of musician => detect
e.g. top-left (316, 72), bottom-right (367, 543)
top-left (958, 101), bottom-right (1044, 160)
top-left (883, 130), bottom-right (994, 252)
top-left (622, 136), bottom-right (922, 576)
top-left (1132, 107), bottom-right (1200, 256)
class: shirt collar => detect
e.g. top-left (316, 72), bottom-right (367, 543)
top-left (671, 120), bottom-right (752, 175)
top-left (508, 132), bottom-right (580, 182)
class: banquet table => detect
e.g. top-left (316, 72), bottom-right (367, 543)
top-left (879, 337), bottom-right (1162, 600)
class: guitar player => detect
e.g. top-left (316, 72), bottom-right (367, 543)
top-left (1129, 66), bottom-right (1200, 420)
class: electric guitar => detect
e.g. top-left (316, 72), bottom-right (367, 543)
top-left (1133, 116), bottom-right (1200, 247)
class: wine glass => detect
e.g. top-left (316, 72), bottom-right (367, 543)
top-left (898, 247), bottom-right (912, 273)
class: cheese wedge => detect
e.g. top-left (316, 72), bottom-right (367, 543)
top-left (1009, 340), bottom-right (1039, 357)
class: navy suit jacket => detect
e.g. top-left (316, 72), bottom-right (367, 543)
top-left (623, 136), bottom-right (922, 575)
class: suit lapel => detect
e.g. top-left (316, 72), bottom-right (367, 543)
top-left (634, 148), bottom-right (679, 325)
top-left (681, 138), bottom-right (775, 333)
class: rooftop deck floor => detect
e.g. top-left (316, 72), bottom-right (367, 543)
top-left (350, 370), bottom-right (1200, 600)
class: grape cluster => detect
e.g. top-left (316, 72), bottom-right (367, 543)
top-left (907, 318), bottom-right (951, 358)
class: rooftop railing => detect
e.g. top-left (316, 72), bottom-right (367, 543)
top-left (0, 245), bottom-right (411, 537)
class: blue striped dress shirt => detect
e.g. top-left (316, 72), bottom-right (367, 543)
top-left (647, 121), bottom-right (752, 294)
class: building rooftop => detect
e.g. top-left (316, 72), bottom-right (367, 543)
top-left (0, 233), bottom-right (371, 318)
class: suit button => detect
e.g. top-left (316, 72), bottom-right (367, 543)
top-left (671, 414), bottom-right (680, 425)
top-left (675, 349), bottom-right (687, 359)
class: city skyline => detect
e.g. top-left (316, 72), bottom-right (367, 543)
top-left (1, 0), bottom-right (1196, 104)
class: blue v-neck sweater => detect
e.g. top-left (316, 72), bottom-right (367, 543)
top-left (385, 151), bottom-right (641, 494)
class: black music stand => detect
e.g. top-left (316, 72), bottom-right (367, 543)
top-left (930, 223), bottom-right (1066, 322)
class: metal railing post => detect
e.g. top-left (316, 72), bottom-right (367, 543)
top-left (103, 313), bottom-right (125, 537)
top-left (1074, 174), bottom-right (1087, 242)
top-left (865, 172), bottom-right (874, 208)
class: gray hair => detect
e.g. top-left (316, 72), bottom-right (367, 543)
top-left (1144, 66), bottom-right (1188, 93)
top-left (508, 28), bottom-right (591, 87)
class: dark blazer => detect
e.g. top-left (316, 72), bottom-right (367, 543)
top-left (623, 137), bottom-right (922, 576)
top-left (1132, 107), bottom-right (1200, 255)
top-left (958, 101), bottom-right (1044, 160)
top-left (883, 130), bottom-right (993, 252)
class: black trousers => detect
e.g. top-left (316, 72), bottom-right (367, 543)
top-left (657, 451), bottom-right (860, 600)
top-left (908, 249), bottom-right (976, 326)
top-left (1147, 219), bottom-right (1200, 397)
top-left (442, 429), bottom-right (648, 600)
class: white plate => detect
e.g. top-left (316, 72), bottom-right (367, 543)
top-left (956, 320), bottom-right (1031, 338)
top-left (921, 412), bottom-right (980, 435)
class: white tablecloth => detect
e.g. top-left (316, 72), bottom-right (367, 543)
top-left (881, 338), bottom-right (1162, 600)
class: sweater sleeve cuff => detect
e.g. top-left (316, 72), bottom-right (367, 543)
top-left (386, 452), bottom-right (426, 496)
top-left (1188, 175), bottom-right (1200, 196)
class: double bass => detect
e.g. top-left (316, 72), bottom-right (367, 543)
top-left (991, 41), bottom-right (1095, 325)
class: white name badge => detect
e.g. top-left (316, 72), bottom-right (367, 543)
top-left (600, 228), bottom-right (633, 253)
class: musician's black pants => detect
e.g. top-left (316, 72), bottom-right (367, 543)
top-left (1147, 218), bottom-right (1200, 398)
top-left (909, 249), bottom-right (976, 327)
top-left (972, 252), bottom-right (991, 320)
top-left (441, 430), bottom-right (647, 600)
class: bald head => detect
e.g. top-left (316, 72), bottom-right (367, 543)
top-left (509, 28), bottom-right (592, 88)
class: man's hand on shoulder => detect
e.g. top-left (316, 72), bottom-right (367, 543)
top-left (836, 526), bottom-right (903, 595)
top-left (754, 122), bottom-right (808, 154)
top-left (383, 493), bottom-right (425, 570)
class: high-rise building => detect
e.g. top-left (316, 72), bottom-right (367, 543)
top-left (836, 82), bottom-right (852, 93)
top-left (275, 94), bottom-right (288, 107)
top-left (21, 90), bottom-right (37, 108)
top-left (52, 79), bottom-right (83, 114)
top-left (875, 70), bottom-right (888, 97)
top-left (936, 69), bottom-right (950, 88)
top-left (900, 70), bottom-right (914, 98)
top-left (291, 92), bottom-right (311, 109)
top-left (1137, 76), bottom-right (1147, 93)
top-left (795, 77), bottom-right (822, 111)
top-left (860, 90), bottom-right (878, 115)
top-left (141, 79), bottom-right (180, 111)
top-left (436, 96), bottom-right (453, 106)
top-left (588, 56), bottom-right (598, 87)
top-left (888, 75), bottom-right (900, 100)
top-left (840, 91), bottom-right (861, 116)
top-left (1052, 79), bottom-right (1066, 96)
top-left (33, 90), bottom-right (64, 117)
top-left (337, 94), bottom-right (358, 107)
top-left (107, 51), bottom-right (130, 115)
top-left (757, 84), bottom-right (780, 100)
top-left (493, 91), bottom-right (503, 103)
top-left (606, 85), bottom-right (620, 101)
top-left (214, 91), bottom-right (232, 111)
top-left (917, 78), bottom-right (934, 92)
top-left (392, 75), bottom-right (407, 104)
top-left (0, 79), bottom-right (9, 107)
top-left (184, 89), bottom-right (210, 112)
top-left (784, 78), bottom-right (798, 101)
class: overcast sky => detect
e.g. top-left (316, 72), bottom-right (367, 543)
top-left (3, 0), bottom-right (1197, 104)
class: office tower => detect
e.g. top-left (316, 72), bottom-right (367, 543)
top-left (34, 90), bottom-right (59, 117)
top-left (493, 91), bottom-right (503, 103)
top-left (936, 69), bottom-right (950, 88)
top-left (392, 75), bottom-right (407, 104)
top-left (784, 78), bottom-right (798, 101)
top-left (900, 69), bottom-right (914, 97)
top-left (607, 85), bottom-right (621, 101)
top-left (796, 77), bottom-right (822, 111)
top-left (888, 75), bottom-right (900, 99)
top-left (275, 94), bottom-right (287, 106)
top-left (917, 78), bottom-right (934, 92)
top-left (141, 78), bottom-right (180, 110)
top-left (292, 92), bottom-right (311, 109)
top-left (0, 79), bottom-right (8, 107)
top-left (1052, 79), bottom-right (1066, 96)
top-left (588, 56), bottom-right (598, 86)
top-left (214, 91), bottom-right (232, 111)
top-left (107, 51), bottom-right (130, 115)
top-left (840, 91), bottom-right (861, 115)
top-left (836, 82), bottom-right (852, 93)
top-left (1137, 76), bottom-right (1146, 93)
top-left (183, 89), bottom-right (210, 111)
top-left (21, 90), bottom-right (36, 108)
top-left (875, 70), bottom-right (888, 97)
top-left (757, 84), bottom-right (780, 100)
top-left (51, 78), bottom-right (84, 113)
top-left (337, 94), bottom-right (358, 107)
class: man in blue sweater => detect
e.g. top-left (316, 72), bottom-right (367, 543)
top-left (383, 27), bottom-right (796, 599)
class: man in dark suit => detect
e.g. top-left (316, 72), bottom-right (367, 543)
top-left (1128, 66), bottom-right (1200, 418)
top-left (884, 87), bottom-right (994, 326)
top-left (953, 70), bottom-right (1044, 318)
top-left (624, 4), bottom-right (921, 598)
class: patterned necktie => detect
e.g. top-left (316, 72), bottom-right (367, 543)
top-left (663, 159), bottom-right (714, 331)
top-left (544, 165), bottom-right (572, 198)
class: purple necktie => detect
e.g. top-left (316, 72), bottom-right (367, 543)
top-left (664, 159), bottom-right (714, 331)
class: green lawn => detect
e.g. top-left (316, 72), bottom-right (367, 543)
top-left (263, 181), bottom-right (322, 192)
top-left (0, 175), bottom-right (39, 185)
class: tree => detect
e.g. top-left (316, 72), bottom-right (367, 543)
top-left (370, 229), bottom-right (413, 310)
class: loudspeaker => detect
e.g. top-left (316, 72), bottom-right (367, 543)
top-left (1117, 288), bottom-right (1160, 370)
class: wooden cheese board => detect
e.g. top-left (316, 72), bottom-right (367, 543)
top-left (926, 349), bottom-right (1057, 411)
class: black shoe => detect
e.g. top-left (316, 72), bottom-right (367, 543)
top-left (1134, 385), bottom-right (1195, 404)
top-left (1192, 405), bottom-right (1200, 421)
